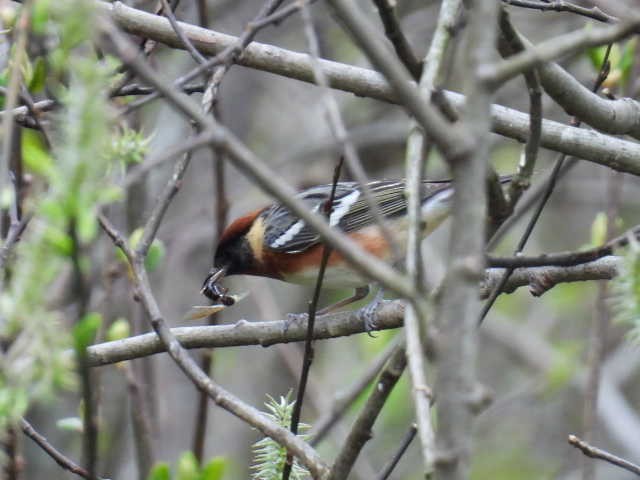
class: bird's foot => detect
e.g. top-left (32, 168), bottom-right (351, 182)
top-left (356, 288), bottom-right (385, 337)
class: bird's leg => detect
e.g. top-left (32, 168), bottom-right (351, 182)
top-left (356, 286), bottom-right (385, 336)
top-left (284, 285), bottom-right (371, 333)
top-left (316, 285), bottom-right (370, 315)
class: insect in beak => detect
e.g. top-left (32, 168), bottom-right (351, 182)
top-left (200, 266), bottom-right (232, 304)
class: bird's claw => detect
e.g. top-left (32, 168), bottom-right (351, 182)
top-left (357, 289), bottom-right (385, 337)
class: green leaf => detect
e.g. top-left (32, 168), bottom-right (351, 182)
top-left (44, 227), bottom-right (74, 257)
top-left (23, 125), bottom-right (55, 177)
top-left (619, 38), bottom-right (637, 85)
top-left (40, 199), bottom-right (66, 224)
top-left (77, 207), bottom-right (98, 243)
top-left (146, 240), bottom-right (166, 272)
top-left (73, 312), bottom-right (102, 352)
top-left (32, 0), bottom-right (51, 35)
top-left (129, 228), bottom-right (144, 248)
top-left (202, 457), bottom-right (227, 480)
top-left (147, 463), bottom-right (172, 480)
top-left (97, 185), bottom-right (124, 204)
top-left (107, 318), bottom-right (130, 342)
top-left (28, 57), bottom-right (47, 93)
top-left (176, 451), bottom-right (200, 480)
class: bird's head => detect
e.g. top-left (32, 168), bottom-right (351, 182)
top-left (202, 209), bottom-right (265, 301)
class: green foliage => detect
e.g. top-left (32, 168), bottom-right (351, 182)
top-left (252, 395), bottom-right (310, 480)
top-left (590, 212), bottom-right (608, 247)
top-left (587, 38), bottom-right (637, 89)
top-left (73, 312), bottom-right (102, 353)
top-left (611, 239), bottom-right (640, 342)
top-left (146, 454), bottom-right (228, 480)
top-left (106, 126), bottom-right (152, 166)
top-left (148, 463), bottom-right (172, 480)
top-left (116, 228), bottom-right (166, 272)
top-left (0, 0), bottom-right (127, 438)
top-left (22, 130), bottom-right (54, 177)
top-left (107, 318), bottom-right (131, 342)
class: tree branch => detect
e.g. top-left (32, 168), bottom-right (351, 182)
top-left (568, 434), bottom-right (640, 476)
top-left (87, 256), bottom-right (622, 368)
top-left (327, 346), bottom-right (407, 480)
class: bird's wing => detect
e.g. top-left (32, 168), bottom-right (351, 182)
top-left (262, 180), bottom-right (454, 253)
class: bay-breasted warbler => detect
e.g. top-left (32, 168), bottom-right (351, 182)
top-left (201, 178), bottom-right (508, 328)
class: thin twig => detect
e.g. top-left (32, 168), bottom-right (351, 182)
top-left (327, 346), bottom-right (407, 480)
top-left (487, 223), bottom-right (640, 268)
top-left (581, 170), bottom-right (623, 480)
top-left (124, 362), bottom-right (155, 478)
top-left (99, 220), bottom-right (328, 477)
top-left (202, 0), bottom-right (286, 114)
top-left (326, 0), bottom-right (473, 164)
top-left (3, 426), bottom-right (20, 480)
top-left (283, 157), bottom-right (343, 480)
top-left (191, 0), bottom-right (220, 464)
top-left (309, 334), bottom-right (402, 445)
top-left (400, 0), bottom-right (462, 470)
top-left (159, 0), bottom-right (207, 65)
top-left (375, 424), bottom-right (418, 480)
top-left (372, 0), bottom-right (422, 79)
top-left (104, 23), bottom-right (417, 299)
top-left (499, 9), bottom-right (542, 211)
top-left (20, 418), bottom-right (103, 480)
top-left (478, 38), bottom-right (614, 324)
top-left (101, 26), bottom-right (327, 477)
top-left (502, 0), bottom-right (617, 23)
top-left (482, 15), bottom-right (639, 88)
top-left (1, 3), bottom-right (30, 238)
top-left (300, 0), bottom-right (402, 263)
top-left (568, 434), bottom-right (640, 476)
top-left (7, 5), bottom-right (640, 172)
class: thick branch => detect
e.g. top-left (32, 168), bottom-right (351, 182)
top-left (87, 1), bottom-right (640, 175)
top-left (483, 16), bottom-right (640, 88)
top-left (87, 256), bottom-right (622, 367)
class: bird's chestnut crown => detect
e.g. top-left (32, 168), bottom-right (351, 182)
top-left (213, 210), bottom-right (262, 275)
top-left (213, 235), bottom-right (252, 275)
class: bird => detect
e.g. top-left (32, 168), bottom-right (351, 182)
top-left (201, 178), bottom-right (507, 330)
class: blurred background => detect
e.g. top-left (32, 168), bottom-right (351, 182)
top-left (15, 0), bottom-right (640, 478)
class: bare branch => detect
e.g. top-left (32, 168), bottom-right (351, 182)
top-left (326, 0), bottom-right (473, 164)
top-left (103, 23), bottom-right (417, 300)
top-left (327, 346), bottom-right (407, 480)
top-left (372, 0), bottom-right (422, 78)
top-left (432, 2), bottom-right (500, 479)
top-left (502, 0), bottom-right (617, 23)
top-left (93, 1), bottom-right (640, 173)
top-left (482, 15), bottom-right (640, 88)
top-left (87, 255), bottom-right (622, 368)
top-left (309, 335), bottom-right (403, 445)
top-left (401, 0), bottom-right (462, 471)
top-left (21, 418), bottom-right (104, 480)
top-left (568, 435), bottom-right (640, 476)
top-left (376, 424), bottom-right (418, 480)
